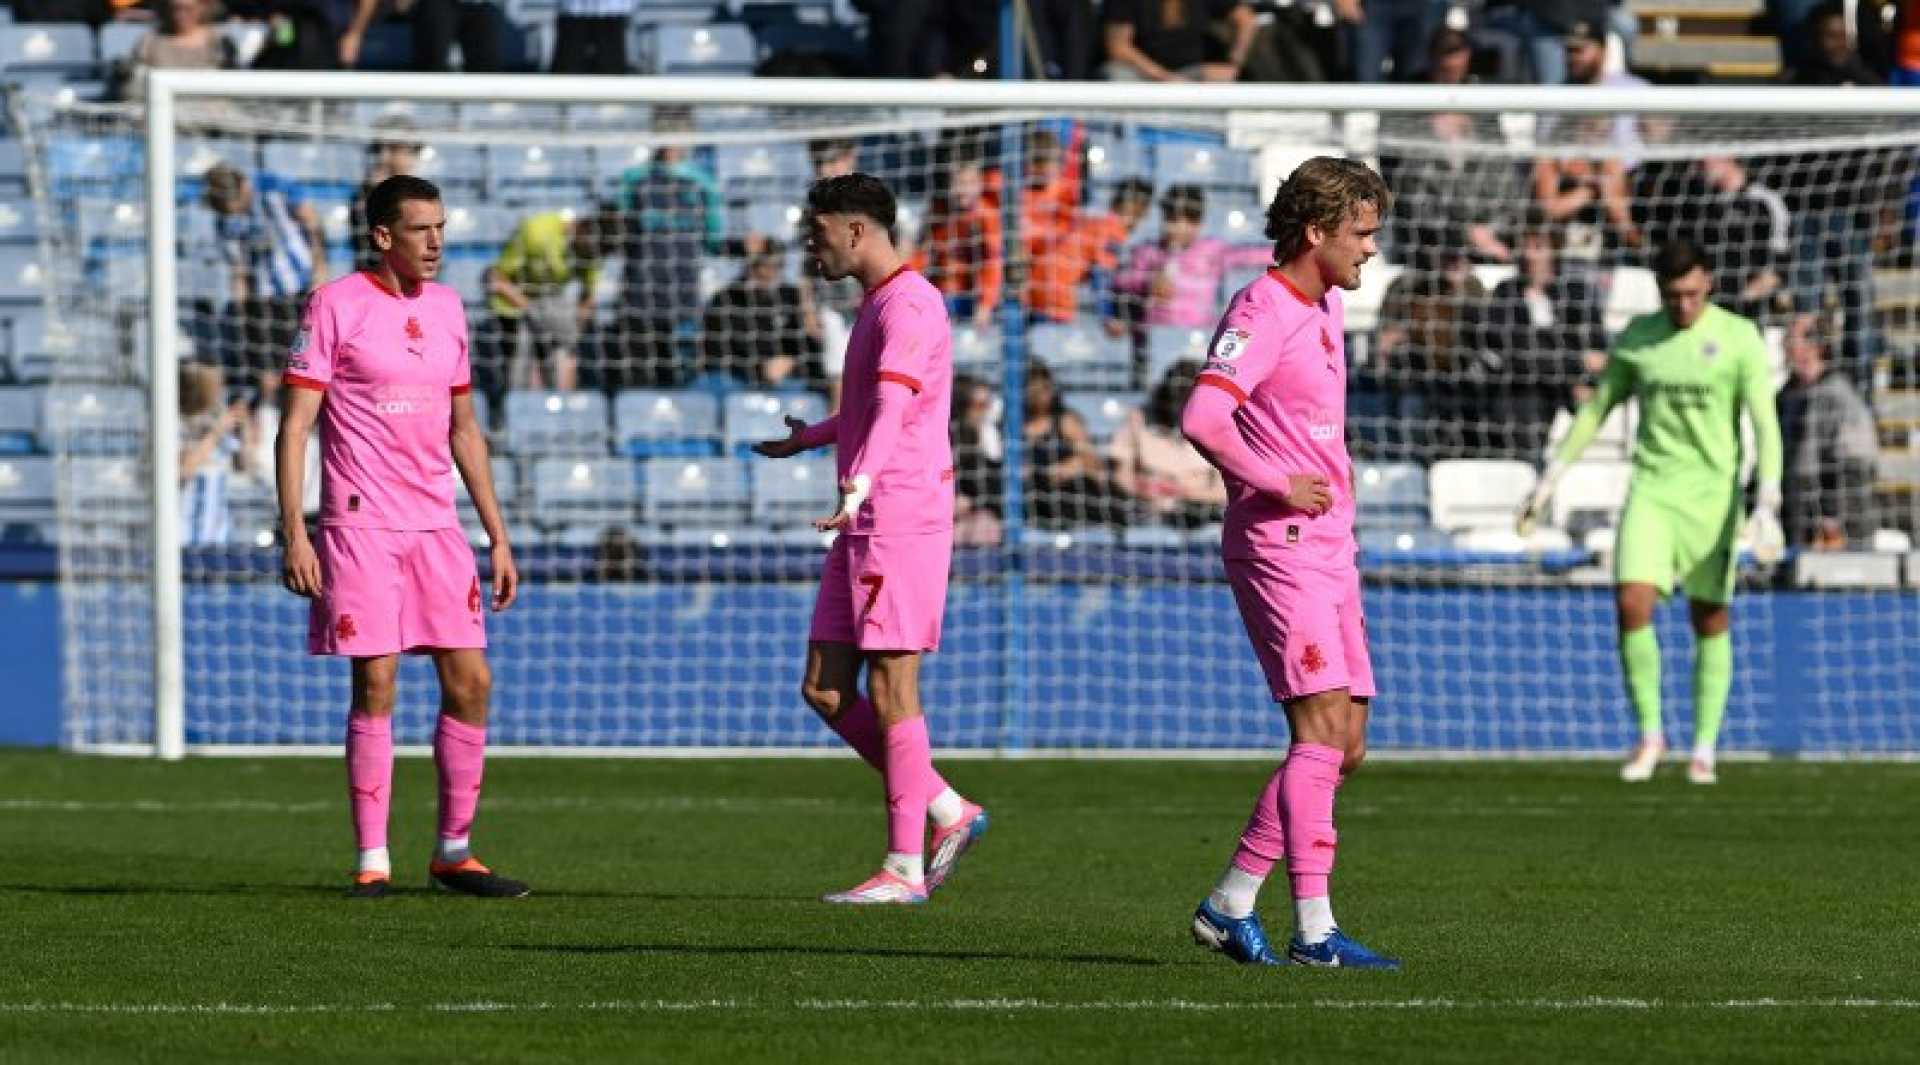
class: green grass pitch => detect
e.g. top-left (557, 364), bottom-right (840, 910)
top-left (1, 751), bottom-right (1916, 1063)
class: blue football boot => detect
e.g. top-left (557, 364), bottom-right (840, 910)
top-left (1190, 899), bottom-right (1287, 966)
top-left (1287, 929), bottom-right (1401, 970)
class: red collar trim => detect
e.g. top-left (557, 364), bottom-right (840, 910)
top-left (361, 269), bottom-right (422, 300)
top-left (866, 264), bottom-right (910, 296)
top-left (1268, 268), bottom-right (1322, 308)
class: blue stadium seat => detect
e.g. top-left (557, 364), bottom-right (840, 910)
top-left (434, 254), bottom-right (491, 304)
top-left (1358, 526), bottom-right (1453, 555)
top-left (1060, 390), bottom-right (1140, 446)
top-left (0, 200), bottom-right (40, 247)
top-left (67, 456), bottom-right (143, 522)
top-left (749, 455), bottom-right (834, 525)
top-left (0, 141), bottom-right (28, 201)
top-left (1083, 135), bottom-right (1149, 193)
top-left (615, 389), bottom-right (721, 458)
top-left (260, 140), bottom-right (363, 198)
top-left (1120, 524), bottom-right (1186, 548)
top-left (410, 143), bottom-right (487, 199)
top-left (530, 457), bottom-right (635, 525)
top-left (0, 245), bottom-right (43, 307)
top-left (353, 100), bottom-right (459, 130)
top-left (0, 24), bottom-right (97, 77)
top-left (1142, 324), bottom-right (1211, 386)
top-left (721, 390), bottom-right (827, 454)
top-left (46, 137), bottom-right (139, 199)
top-left (1153, 140), bottom-right (1255, 191)
top-left (443, 204), bottom-right (518, 249)
top-left (568, 101), bottom-right (652, 133)
top-left (1354, 462), bottom-right (1429, 530)
top-left (485, 143), bottom-right (595, 206)
top-left (951, 323), bottom-right (1002, 377)
top-left (593, 142), bottom-right (656, 191)
top-left (738, 199), bottom-right (804, 243)
top-left (1029, 319), bottom-right (1130, 390)
top-left (0, 454), bottom-right (53, 524)
top-left (504, 390), bottom-right (611, 456)
top-left (657, 524), bottom-right (784, 548)
top-left (43, 386), bottom-right (144, 456)
top-left (713, 143), bottom-right (807, 196)
top-left (0, 387), bottom-right (39, 453)
top-left (639, 23), bottom-right (757, 76)
top-left (1205, 200), bottom-right (1266, 244)
top-left (174, 137), bottom-right (253, 180)
top-left (456, 456), bottom-right (517, 515)
top-left (462, 100), bottom-right (567, 132)
top-left (2, 308), bottom-right (57, 382)
top-left (640, 456), bottom-right (749, 524)
top-left (97, 21), bottom-right (148, 65)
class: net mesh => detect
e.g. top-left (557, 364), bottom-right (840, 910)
top-left (18, 88), bottom-right (1920, 753)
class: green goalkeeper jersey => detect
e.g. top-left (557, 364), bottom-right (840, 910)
top-left (1554, 303), bottom-right (1783, 506)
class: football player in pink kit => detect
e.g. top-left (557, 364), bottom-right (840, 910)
top-left (277, 175), bottom-right (527, 899)
top-left (754, 174), bottom-right (987, 905)
top-left (1181, 157), bottom-right (1400, 968)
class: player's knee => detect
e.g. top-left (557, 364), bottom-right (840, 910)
top-left (444, 662), bottom-right (492, 712)
top-left (355, 672), bottom-right (399, 714)
top-left (800, 680), bottom-right (843, 721)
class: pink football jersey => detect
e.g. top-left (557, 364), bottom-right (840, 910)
top-left (836, 266), bottom-right (955, 535)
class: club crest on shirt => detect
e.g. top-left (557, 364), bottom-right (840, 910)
top-left (1301, 643), bottom-right (1327, 675)
top-left (405, 317), bottom-right (424, 341)
top-left (1700, 340), bottom-right (1720, 363)
top-left (1211, 327), bottom-right (1251, 361)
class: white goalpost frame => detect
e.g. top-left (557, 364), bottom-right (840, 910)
top-left (138, 71), bottom-right (1920, 759)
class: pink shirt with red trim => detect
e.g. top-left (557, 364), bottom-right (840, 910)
top-left (1196, 269), bottom-right (1355, 567)
top-left (836, 266), bottom-right (954, 535)
top-left (285, 270), bottom-right (471, 531)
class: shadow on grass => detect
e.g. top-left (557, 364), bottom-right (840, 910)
top-left (0, 882), bottom-right (346, 899)
top-left (501, 942), bottom-right (1180, 967)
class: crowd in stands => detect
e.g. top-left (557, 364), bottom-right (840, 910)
top-left (1, 0), bottom-right (1918, 562)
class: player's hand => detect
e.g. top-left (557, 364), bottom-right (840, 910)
top-left (1283, 473), bottom-right (1333, 515)
top-left (1747, 483), bottom-right (1785, 565)
top-left (282, 535), bottom-right (322, 598)
top-left (751, 415), bottom-right (811, 460)
top-left (816, 474), bottom-right (871, 532)
top-left (1515, 482), bottom-right (1553, 538)
top-left (489, 542), bottom-right (519, 612)
top-left (338, 30), bottom-right (362, 68)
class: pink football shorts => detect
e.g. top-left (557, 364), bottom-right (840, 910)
top-left (809, 530), bottom-right (952, 652)
top-left (307, 526), bottom-right (486, 657)
top-left (1224, 556), bottom-right (1374, 703)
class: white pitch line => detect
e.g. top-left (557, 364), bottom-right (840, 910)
top-left (1, 998), bottom-right (1916, 1016)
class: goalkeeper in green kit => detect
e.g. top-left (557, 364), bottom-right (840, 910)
top-left (1517, 239), bottom-right (1784, 785)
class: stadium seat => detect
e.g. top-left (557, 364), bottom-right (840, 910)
top-left (353, 100), bottom-right (459, 130)
top-left (0, 24), bottom-right (96, 77)
top-left (42, 385), bottom-right (144, 455)
top-left (485, 143), bottom-right (595, 206)
top-left (1604, 266), bottom-right (1660, 334)
top-left (0, 387), bottom-right (38, 454)
top-left (714, 142), bottom-right (807, 198)
top-left (530, 457), bottom-right (637, 526)
top-left (1792, 552), bottom-right (1901, 589)
top-left (0, 200), bottom-right (41, 248)
top-left (1120, 524), bottom-right (1186, 548)
top-left (1022, 525), bottom-right (1119, 548)
top-left (0, 141), bottom-right (28, 201)
top-left (1342, 261), bottom-right (1400, 335)
top-left (504, 390), bottom-right (611, 456)
top-left (721, 390), bottom-right (828, 454)
top-left (0, 454), bottom-right (53, 524)
top-left (615, 389), bottom-right (721, 457)
top-left (96, 21), bottom-right (148, 65)
top-left (1142, 324), bottom-right (1211, 386)
top-left (1550, 460), bottom-right (1632, 536)
top-left (658, 524), bottom-right (785, 548)
top-left (410, 143), bottom-right (487, 199)
top-left (1203, 200), bottom-right (1265, 244)
top-left (435, 254), bottom-right (491, 303)
top-left (739, 199), bottom-right (804, 243)
top-left (1427, 459), bottom-right (1536, 532)
top-left (1358, 525), bottom-right (1453, 555)
top-left (442, 204), bottom-right (517, 249)
top-left (66, 455), bottom-right (143, 523)
top-left (1453, 524), bottom-right (1574, 553)
top-left (593, 141), bottom-right (655, 189)
top-left (569, 102), bottom-right (652, 133)
top-left (174, 136), bottom-right (251, 179)
top-left (260, 140), bottom-right (363, 197)
top-left (1083, 136), bottom-right (1150, 193)
top-left (1030, 319), bottom-right (1130, 390)
top-left (2, 308), bottom-right (60, 382)
top-left (1354, 462), bottom-right (1428, 529)
top-left (640, 455), bottom-right (750, 524)
top-left (0, 245), bottom-right (43, 306)
top-left (1060, 390), bottom-right (1139, 445)
top-left (455, 457), bottom-right (518, 515)
top-left (951, 323), bottom-right (1002, 377)
top-left (462, 100), bottom-right (567, 133)
top-left (639, 23), bottom-right (757, 76)
top-left (748, 455), bottom-right (835, 524)
top-left (1152, 140), bottom-right (1255, 191)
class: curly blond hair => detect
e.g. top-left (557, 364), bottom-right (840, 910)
top-left (1264, 157), bottom-right (1392, 264)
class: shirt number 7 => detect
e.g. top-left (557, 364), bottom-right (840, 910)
top-left (858, 574), bottom-right (884, 617)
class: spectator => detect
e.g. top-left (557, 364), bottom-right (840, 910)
top-left (1109, 359), bottom-right (1226, 527)
top-left (1894, 0), bottom-right (1920, 85)
top-left (697, 250), bottom-right (825, 392)
top-left (1639, 155), bottom-right (1793, 322)
top-left (1479, 0), bottom-right (1611, 84)
top-left (344, 0), bottom-right (507, 72)
top-left (481, 207), bottom-right (616, 398)
top-left (1023, 359), bottom-right (1130, 528)
top-left (1025, 0), bottom-right (1099, 80)
top-left (551, 0), bottom-right (634, 74)
top-left (1081, 177), bottom-right (1155, 335)
top-left (1380, 67), bottom-right (1528, 265)
top-left (240, 0), bottom-right (344, 70)
top-left (348, 118), bottom-right (422, 273)
top-left (1422, 24), bottom-right (1475, 84)
top-left (1021, 127), bottom-right (1088, 325)
top-left (1113, 184), bottom-right (1272, 330)
top-left (114, 0), bottom-right (235, 101)
top-left (808, 138), bottom-right (859, 180)
top-left (1471, 209), bottom-right (1608, 455)
top-left (1348, 0), bottom-right (1451, 82)
top-left (852, 0), bottom-right (1000, 78)
top-left (950, 373), bottom-right (1004, 545)
top-left (613, 106), bottom-right (724, 389)
top-left (1100, 0), bottom-right (1259, 82)
top-left (1778, 312), bottom-right (1879, 548)
top-left (178, 361), bottom-right (247, 547)
top-left (1531, 115), bottom-right (1643, 270)
top-left (1374, 241), bottom-right (1486, 458)
top-left (202, 162), bottom-right (327, 383)
top-left (1785, 1), bottom-right (1883, 84)
top-left (919, 155), bottom-right (1004, 330)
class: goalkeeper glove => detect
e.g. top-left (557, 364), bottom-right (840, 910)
top-left (1747, 481), bottom-right (1785, 565)
top-left (1515, 462), bottom-right (1561, 538)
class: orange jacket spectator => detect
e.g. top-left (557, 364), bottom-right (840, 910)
top-left (1021, 126), bottom-right (1087, 323)
top-left (916, 160), bottom-right (1004, 328)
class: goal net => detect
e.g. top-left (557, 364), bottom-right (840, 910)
top-left (20, 76), bottom-right (1920, 756)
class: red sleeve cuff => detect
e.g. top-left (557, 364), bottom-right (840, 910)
top-left (451, 383), bottom-right (471, 396)
top-left (1195, 373), bottom-right (1246, 405)
top-left (284, 373), bottom-right (327, 392)
top-left (877, 370), bottom-right (922, 394)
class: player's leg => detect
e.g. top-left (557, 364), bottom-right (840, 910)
top-left (1686, 598), bottom-right (1732, 784)
top-left (1614, 496), bottom-right (1678, 781)
top-left (346, 654), bottom-right (400, 897)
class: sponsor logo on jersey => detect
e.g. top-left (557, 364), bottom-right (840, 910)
top-left (371, 385), bottom-right (440, 416)
top-left (1201, 360), bottom-right (1237, 377)
top-left (290, 327), bottom-right (310, 355)
top-left (1212, 327), bottom-right (1251, 361)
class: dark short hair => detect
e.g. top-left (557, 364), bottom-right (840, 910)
top-left (1112, 177), bottom-right (1154, 209)
top-left (366, 174), bottom-right (441, 232)
top-left (1161, 183), bottom-right (1206, 221)
top-left (1652, 238), bottom-right (1712, 284)
top-left (806, 172), bottom-right (896, 230)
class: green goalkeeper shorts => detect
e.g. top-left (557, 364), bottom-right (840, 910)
top-left (1613, 488), bottom-right (1742, 605)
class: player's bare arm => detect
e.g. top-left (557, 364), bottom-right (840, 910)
top-left (276, 384), bottom-right (324, 598)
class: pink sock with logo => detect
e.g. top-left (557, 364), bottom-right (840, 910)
top-left (883, 715), bottom-right (935, 869)
top-left (345, 712), bottom-right (393, 852)
top-left (1230, 762), bottom-right (1287, 878)
top-left (433, 715), bottom-right (487, 847)
top-left (1280, 743), bottom-right (1343, 899)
